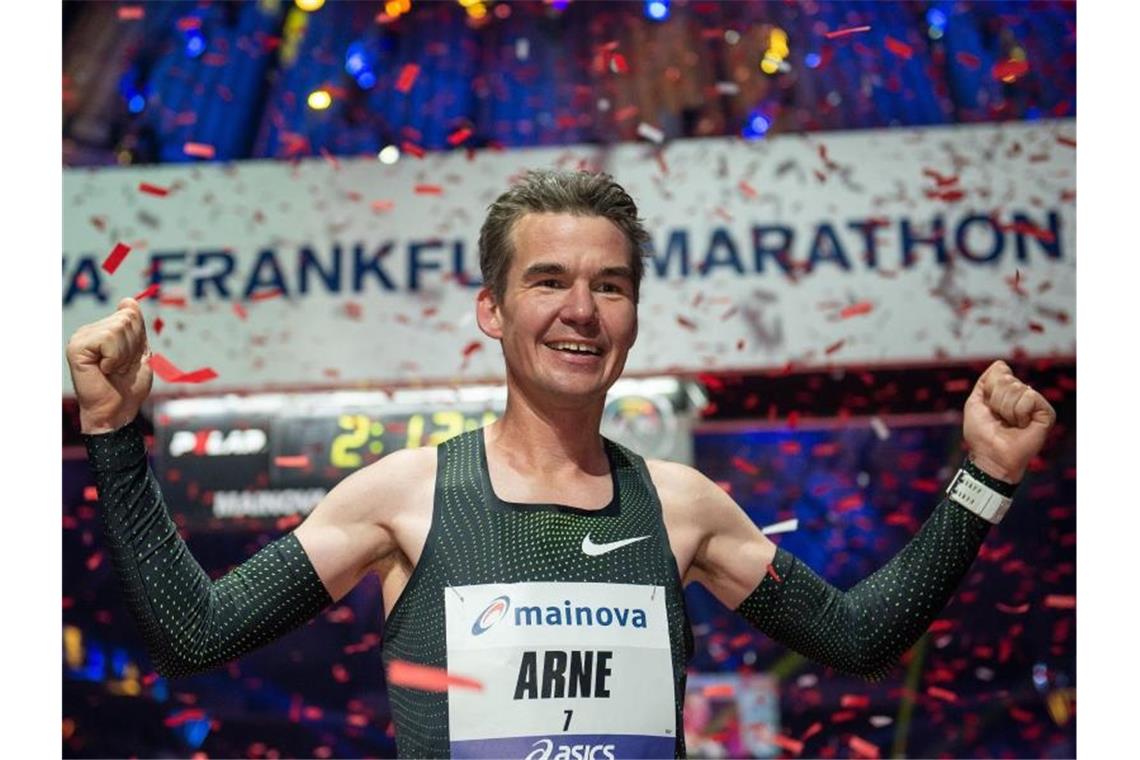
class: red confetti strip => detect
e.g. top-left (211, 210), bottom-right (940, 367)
top-left (415, 184), bottom-right (443, 195)
top-left (164, 709), bottom-right (206, 727)
top-left (801, 722), bottom-right (822, 741)
top-left (183, 142), bottom-right (216, 159)
top-left (134, 283), bottom-right (160, 301)
top-left (922, 168), bottom-right (959, 186)
top-left (232, 302), bottom-right (248, 320)
top-left (274, 455), bottom-right (311, 469)
top-left (401, 141), bottom-right (426, 158)
top-left (447, 127), bottom-right (473, 146)
top-left (824, 25), bottom-right (871, 39)
top-left (148, 353), bottom-right (219, 384)
top-left (848, 736), bottom-right (880, 759)
top-left (117, 6), bottom-right (144, 20)
top-left (955, 51), bottom-right (980, 69)
top-left (101, 242), bottom-right (132, 275)
top-left (1044, 594), bottom-right (1076, 609)
top-left (176, 16), bottom-right (201, 31)
top-left (676, 315), bottom-right (698, 330)
top-left (992, 59), bottom-right (1030, 81)
top-left (840, 694), bottom-right (869, 709)
top-left (387, 660), bottom-right (483, 692)
top-left (371, 200), bottom-right (395, 212)
top-left (84, 486), bottom-right (99, 501)
top-left (85, 551), bottom-right (104, 571)
top-left (320, 147), bottom-right (341, 170)
top-left (153, 317), bottom-right (164, 336)
top-left (1056, 135), bottom-right (1076, 148)
top-left (824, 339), bottom-right (846, 355)
top-left (765, 564), bottom-right (782, 583)
top-left (702, 683), bottom-right (735, 698)
top-left (731, 456), bottom-right (759, 476)
top-left (138, 182), bottom-right (170, 197)
top-left (927, 686), bottom-right (958, 703)
top-left (996, 601), bottom-right (1029, 614)
top-left (395, 63), bottom-right (420, 93)
top-left (248, 288), bottom-right (284, 301)
top-left (839, 301), bottom-right (873, 319)
top-left (883, 36), bottom-right (913, 59)
top-left (462, 341), bottom-right (483, 358)
top-left (738, 180), bottom-right (758, 198)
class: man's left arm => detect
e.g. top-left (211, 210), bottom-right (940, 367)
top-left (687, 360), bottom-right (1055, 680)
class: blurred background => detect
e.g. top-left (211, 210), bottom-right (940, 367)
top-left (62, 1), bottom-right (1076, 758)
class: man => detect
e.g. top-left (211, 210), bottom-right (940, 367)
top-left (68, 169), bottom-right (1056, 758)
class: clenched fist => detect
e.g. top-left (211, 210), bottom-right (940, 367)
top-left (963, 360), bottom-right (1057, 483)
top-left (66, 298), bottom-right (153, 434)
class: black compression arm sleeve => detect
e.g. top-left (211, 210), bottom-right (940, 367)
top-left (84, 423), bottom-right (334, 678)
top-left (735, 497), bottom-right (991, 680)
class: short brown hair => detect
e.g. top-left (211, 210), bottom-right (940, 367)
top-left (478, 169), bottom-right (650, 303)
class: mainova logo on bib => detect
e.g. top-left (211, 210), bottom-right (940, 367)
top-left (472, 595), bottom-right (512, 635)
top-left (473, 596), bottom-right (649, 638)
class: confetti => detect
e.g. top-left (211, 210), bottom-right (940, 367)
top-left (955, 51), bottom-right (981, 69)
top-left (414, 184), bottom-right (443, 195)
top-left (870, 416), bottom-right (890, 440)
top-left (117, 6), bottom-right (144, 20)
top-left (676, 315), bottom-right (698, 330)
top-left (869, 715), bottom-right (893, 728)
top-left (138, 182), bottom-right (170, 197)
top-left (274, 456), bottom-right (311, 469)
top-left (85, 551), bottom-right (104, 571)
top-left (637, 122), bottom-right (665, 144)
top-left (320, 147), bottom-right (341, 170)
top-left (884, 36), bottom-right (914, 59)
top-left (824, 339), bottom-right (846, 355)
top-left (992, 59), bottom-right (1030, 81)
top-left (841, 694), bottom-right (870, 709)
top-left (152, 317), bottom-right (164, 335)
top-left (801, 722), bottom-right (822, 741)
top-left (701, 683), bottom-right (736, 698)
top-left (395, 64), bottom-right (421, 93)
top-left (134, 283), bottom-right (160, 301)
top-left (183, 142), bottom-right (216, 159)
top-left (83, 486), bottom-right (98, 501)
top-left (386, 660), bottom-right (483, 692)
top-left (927, 686), bottom-right (959, 702)
top-left (101, 242), bottom-right (132, 275)
top-left (848, 735), bottom-right (880, 759)
top-left (824, 25), bottom-right (871, 39)
top-left (765, 564), bottom-right (782, 583)
top-left (761, 518), bottom-right (798, 535)
top-left (1044, 594), bottom-right (1076, 610)
top-left (839, 301), bottom-right (874, 319)
top-left (148, 353), bottom-right (219, 384)
top-left (1056, 135), bottom-right (1076, 148)
top-left (731, 456), bottom-right (759, 476)
top-left (447, 127), bottom-right (473, 146)
top-left (232, 303), bottom-right (248, 320)
top-left (249, 288), bottom-right (284, 301)
top-left (738, 180), bottom-right (758, 198)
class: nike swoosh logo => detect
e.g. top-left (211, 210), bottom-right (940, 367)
top-left (581, 534), bottom-right (651, 557)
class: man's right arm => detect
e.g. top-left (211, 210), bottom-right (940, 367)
top-left (70, 299), bottom-right (411, 678)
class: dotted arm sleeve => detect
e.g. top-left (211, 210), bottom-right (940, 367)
top-left (83, 423), bottom-right (334, 679)
top-left (735, 498), bottom-right (991, 680)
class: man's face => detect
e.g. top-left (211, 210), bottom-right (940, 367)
top-left (476, 212), bottom-right (638, 408)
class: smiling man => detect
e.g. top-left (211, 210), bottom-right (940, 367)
top-left (70, 169), bottom-right (1056, 758)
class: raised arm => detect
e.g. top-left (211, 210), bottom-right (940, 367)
top-left (68, 299), bottom-right (409, 678)
top-left (674, 360), bottom-right (1055, 680)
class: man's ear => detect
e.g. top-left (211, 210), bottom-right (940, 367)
top-left (475, 287), bottom-right (503, 339)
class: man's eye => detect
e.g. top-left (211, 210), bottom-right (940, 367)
top-left (538, 279), bottom-right (563, 288)
top-left (597, 283), bottom-right (624, 294)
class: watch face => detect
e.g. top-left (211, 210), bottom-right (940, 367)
top-left (601, 394), bottom-right (678, 460)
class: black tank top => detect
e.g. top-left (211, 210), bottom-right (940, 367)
top-left (381, 427), bottom-right (694, 758)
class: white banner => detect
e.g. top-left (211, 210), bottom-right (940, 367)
top-left (62, 120), bottom-right (1075, 395)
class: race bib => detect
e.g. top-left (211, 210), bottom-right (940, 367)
top-left (444, 582), bottom-right (676, 759)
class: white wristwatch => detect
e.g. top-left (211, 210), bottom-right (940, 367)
top-left (946, 468), bottom-right (1014, 524)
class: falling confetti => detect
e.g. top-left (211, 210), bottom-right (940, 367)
top-left (386, 660), bottom-right (483, 692)
top-left (148, 353), bottom-right (219, 384)
top-left (138, 182), bottom-right (170, 197)
top-left (823, 25), bottom-right (871, 39)
top-left (395, 64), bottom-right (420, 93)
top-left (100, 242), bottom-right (132, 275)
top-left (183, 142), bottom-right (216, 159)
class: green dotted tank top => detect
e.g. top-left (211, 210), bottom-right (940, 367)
top-left (381, 428), bottom-right (694, 758)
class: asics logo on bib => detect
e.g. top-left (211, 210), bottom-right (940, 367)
top-left (471, 595), bottom-right (512, 635)
top-left (524, 738), bottom-right (616, 760)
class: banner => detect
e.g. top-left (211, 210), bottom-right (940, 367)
top-left (63, 120), bottom-right (1075, 394)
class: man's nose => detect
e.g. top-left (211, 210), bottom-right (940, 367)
top-left (560, 281), bottom-right (599, 326)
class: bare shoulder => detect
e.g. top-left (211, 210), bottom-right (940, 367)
top-left (645, 458), bottom-right (712, 504)
top-left (308, 444), bottom-right (437, 527)
top-left (644, 458), bottom-right (751, 530)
